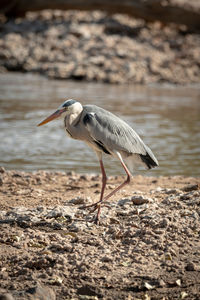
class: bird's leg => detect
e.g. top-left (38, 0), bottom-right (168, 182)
top-left (83, 152), bottom-right (131, 224)
top-left (94, 159), bottom-right (107, 224)
top-left (94, 154), bottom-right (131, 224)
top-left (99, 159), bottom-right (107, 202)
top-left (103, 153), bottom-right (131, 202)
top-left (83, 158), bottom-right (107, 211)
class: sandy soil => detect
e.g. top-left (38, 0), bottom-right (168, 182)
top-left (0, 168), bottom-right (199, 299)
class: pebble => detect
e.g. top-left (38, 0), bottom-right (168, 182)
top-left (0, 293), bottom-right (14, 300)
top-left (185, 262), bottom-right (195, 271)
top-left (79, 175), bottom-right (88, 181)
top-left (46, 206), bottom-right (75, 219)
top-left (182, 184), bottom-right (198, 192)
top-left (165, 188), bottom-right (180, 195)
top-left (69, 196), bottom-right (91, 205)
top-left (26, 284), bottom-right (56, 300)
top-left (180, 193), bottom-right (191, 200)
top-left (117, 198), bottom-right (130, 206)
top-left (158, 218), bottom-right (169, 228)
top-left (159, 279), bottom-right (166, 287)
top-left (176, 279), bottom-right (181, 286)
top-left (0, 166), bottom-right (6, 173)
top-left (101, 256), bottom-right (113, 263)
top-left (131, 195), bottom-right (152, 205)
top-left (154, 187), bottom-right (163, 192)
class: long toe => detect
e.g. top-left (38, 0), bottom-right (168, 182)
top-left (80, 200), bottom-right (101, 210)
top-left (94, 213), bottom-right (100, 225)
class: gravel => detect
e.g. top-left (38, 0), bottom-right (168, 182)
top-left (0, 169), bottom-right (199, 299)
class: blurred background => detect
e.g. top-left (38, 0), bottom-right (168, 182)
top-left (0, 0), bottom-right (200, 176)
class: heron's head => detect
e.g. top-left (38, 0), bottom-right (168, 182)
top-left (37, 99), bottom-right (82, 126)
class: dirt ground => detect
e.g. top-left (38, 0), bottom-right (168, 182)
top-left (0, 168), bottom-right (199, 299)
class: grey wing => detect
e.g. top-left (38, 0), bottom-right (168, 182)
top-left (82, 106), bottom-right (147, 156)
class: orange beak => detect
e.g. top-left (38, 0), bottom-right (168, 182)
top-left (37, 108), bottom-right (65, 126)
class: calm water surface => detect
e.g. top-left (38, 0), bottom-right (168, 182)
top-left (0, 73), bottom-right (199, 176)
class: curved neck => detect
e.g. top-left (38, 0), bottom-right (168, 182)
top-left (69, 111), bottom-right (82, 126)
top-left (64, 103), bottom-right (83, 127)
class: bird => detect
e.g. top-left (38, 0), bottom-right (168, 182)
top-left (37, 99), bottom-right (159, 223)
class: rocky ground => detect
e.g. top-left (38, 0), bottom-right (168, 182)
top-left (0, 167), bottom-right (199, 299)
top-left (0, 9), bottom-right (200, 85)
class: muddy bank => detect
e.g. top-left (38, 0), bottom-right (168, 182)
top-left (0, 168), bottom-right (199, 299)
top-left (0, 10), bottom-right (200, 85)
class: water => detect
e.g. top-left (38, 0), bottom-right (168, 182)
top-left (0, 72), bottom-right (199, 176)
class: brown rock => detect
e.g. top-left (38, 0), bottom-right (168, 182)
top-left (26, 284), bottom-right (56, 300)
top-left (182, 184), bottom-right (199, 192)
top-left (0, 167), bottom-right (5, 173)
top-left (0, 293), bottom-right (14, 300)
top-left (185, 262), bottom-right (196, 271)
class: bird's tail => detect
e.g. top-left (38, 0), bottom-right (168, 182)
top-left (124, 146), bottom-right (159, 172)
top-left (139, 145), bottom-right (159, 169)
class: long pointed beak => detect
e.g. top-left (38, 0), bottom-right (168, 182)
top-left (37, 108), bottom-right (65, 126)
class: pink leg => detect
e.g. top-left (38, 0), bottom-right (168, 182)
top-left (84, 152), bottom-right (131, 224)
top-left (99, 159), bottom-right (107, 202)
top-left (82, 158), bottom-right (107, 210)
top-left (95, 153), bottom-right (131, 223)
top-left (103, 155), bottom-right (131, 202)
top-left (93, 159), bottom-right (108, 224)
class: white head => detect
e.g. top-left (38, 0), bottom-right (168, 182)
top-left (37, 99), bottom-right (83, 126)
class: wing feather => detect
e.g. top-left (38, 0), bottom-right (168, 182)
top-left (82, 105), bottom-right (147, 156)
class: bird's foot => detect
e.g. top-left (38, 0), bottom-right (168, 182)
top-left (80, 200), bottom-right (101, 210)
top-left (80, 201), bottom-right (110, 213)
top-left (80, 201), bottom-right (110, 225)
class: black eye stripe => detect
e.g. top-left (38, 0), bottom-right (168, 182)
top-left (62, 99), bottom-right (77, 107)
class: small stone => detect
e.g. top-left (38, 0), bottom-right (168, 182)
top-left (185, 262), bottom-right (195, 271)
top-left (182, 184), bottom-right (198, 192)
top-left (117, 198), bottom-right (130, 206)
top-left (158, 218), bottom-right (169, 228)
top-left (0, 167), bottom-right (5, 173)
top-left (176, 279), bottom-right (181, 286)
top-left (0, 293), bottom-right (14, 300)
top-left (66, 171), bottom-right (75, 176)
top-left (152, 179), bottom-right (157, 183)
top-left (164, 253), bottom-right (172, 261)
top-left (12, 235), bottom-right (21, 242)
top-left (26, 283), bottom-right (56, 299)
top-left (159, 279), bottom-right (166, 287)
top-left (101, 256), bottom-right (112, 262)
top-left (46, 206), bottom-right (74, 219)
top-left (69, 196), bottom-right (90, 205)
top-left (79, 175), bottom-right (88, 181)
top-left (180, 194), bottom-right (191, 200)
top-left (49, 276), bottom-right (63, 285)
top-left (181, 292), bottom-right (188, 299)
top-left (131, 195), bottom-right (152, 205)
top-left (165, 189), bottom-right (179, 195)
top-left (144, 282), bottom-right (155, 290)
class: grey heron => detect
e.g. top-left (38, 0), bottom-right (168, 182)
top-left (37, 99), bottom-right (158, 223)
